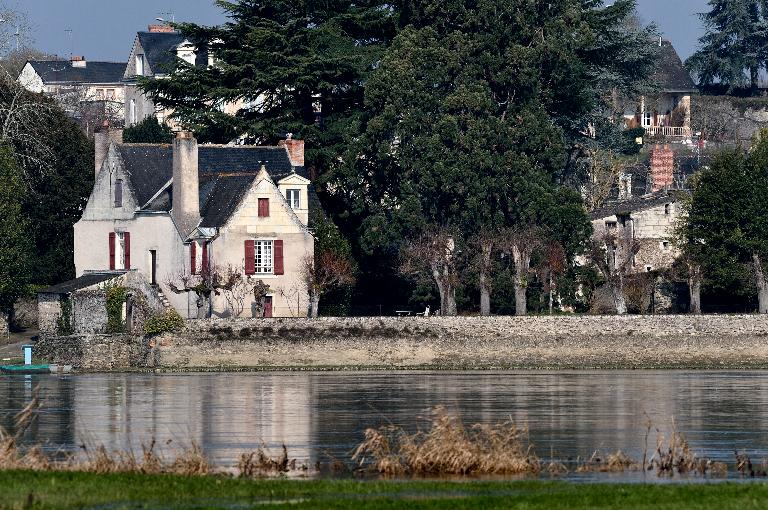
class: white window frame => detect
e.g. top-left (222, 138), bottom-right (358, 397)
top-left (116, 232), bottom-right (126, 269)
top-left (135, 54), bottom-right (145, 76)
top-left (254, 240), bottom-right (274, 274)
top-left (129, 99), bottom-right (136, 125)
top-left (287, 189), bottom-right (301, 209)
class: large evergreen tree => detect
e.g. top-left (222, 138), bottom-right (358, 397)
top-left (686, 0), bottom-right (768, 92)
top-left (0, 144), bottom-right (32, 314)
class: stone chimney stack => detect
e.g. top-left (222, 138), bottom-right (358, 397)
top-left (650, 144), bottom-right (674, 192)
top-left (279, 134), bottom-right (305, 167)
top-left (94, 123), bottom-right (123, 178)
top-left (172, 131), bottom-right (200, 235)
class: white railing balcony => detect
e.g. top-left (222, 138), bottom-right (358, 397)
top-left (643, 126), bottom-right (692, 138)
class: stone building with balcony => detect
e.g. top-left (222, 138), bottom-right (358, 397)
top-left (624, 39), bottom-right (696, 140)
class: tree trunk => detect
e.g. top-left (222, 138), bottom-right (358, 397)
top-left (512, 245), bottom-right (530, 316)
top-left (611, 278), bottom-right (627, 315)
top-left (548, 271), bottom-right (554, 315)
top-left (309, 291), bottom-right (320, 318)
top-left (751, 66), bottom-right (759, 94)
top-left (688, 263), bottom-right (702, 315)
top-left (444, 285), bottom-right (457, 316)
top-left (753, 254), bottom-right (768, 314)
top-left (479, 241), bottom-right (492, 316)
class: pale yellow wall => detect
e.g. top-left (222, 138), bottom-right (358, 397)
top-left (210, 175), bottom-right (313, 317)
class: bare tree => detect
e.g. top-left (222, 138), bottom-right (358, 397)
top-left (221, 273), bottom-right (257, 317)
top-left (470, 229), bottom-right (497, 316)
top-left (400, 226), bottom-right (458, 316)
top-left (302, 252), bottom-right (355, 318)
top-left (752, 254), bottom-right (768, 314)
top-left (537, 241), bottom-right (567, 315)
top-left (166, 264), bottom-right (241, 318)
top-left (586, 230), bottom-right (641, 315)
top-left (583, 150), bottom-right (627, 210)
top-left (499, 226), bottom-right (544, 316)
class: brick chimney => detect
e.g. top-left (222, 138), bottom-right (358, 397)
top-left (650, 144), bottom-right (674, 192)
top-left (94, 122), bottom-right (123, 178)
top-left (71, 56), bottom-right (86, 68)
top-left (148, 24), bottom-right (175, 33)
top-left (279, 134), bottom-right (304, 167)
top-left (172, 131), bottom-right (200, 236)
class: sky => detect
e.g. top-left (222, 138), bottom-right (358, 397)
top-left (15, 0), bottom-right (710, 63)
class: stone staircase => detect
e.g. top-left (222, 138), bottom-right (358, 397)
top-left (152, 285), bottom-right (174, 312)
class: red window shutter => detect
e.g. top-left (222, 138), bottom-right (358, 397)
top-left (258, 198), bottom-right (270, 217)
top-left (190, 242), bottom-right (197, 275)
top-left (124, 232), bottom-right (131, 270)
top-left (202, 241), bottom-right (209, 275)
top-left (245, 240), bottom-right (255, 275)
top-left (109, 232), bottom-right (116, 270)
top-left (274, 239), bottom-right (284, 275)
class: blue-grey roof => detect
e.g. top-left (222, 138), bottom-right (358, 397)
top-left (27, 60), bottom-right (126, 84)
top-left (136, 31), bottom-right (207, 75)
top-left (117, 144), bottom-right (310, 227)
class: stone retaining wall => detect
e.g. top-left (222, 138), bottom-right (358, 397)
top-left (34, 315), bottom-right (768, 371)
top-left (36, 333), bottom-right (147, 370)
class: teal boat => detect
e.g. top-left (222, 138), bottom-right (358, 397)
top-left (0, 365), bottom-right (50, 374)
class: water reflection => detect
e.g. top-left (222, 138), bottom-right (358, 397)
top-left (1, 371), bottom-right (767, 479)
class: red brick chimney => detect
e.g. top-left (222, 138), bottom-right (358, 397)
top-left (279, 135), bottom-right (304, 168)
top-left (148, 24), bottom-right (175, 33)
top-left (650, 144), bottom-right (674, 192)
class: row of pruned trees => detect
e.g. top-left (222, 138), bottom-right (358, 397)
top-left (400, 225), bottom-right (568, 317)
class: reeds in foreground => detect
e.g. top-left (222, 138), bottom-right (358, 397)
top-left (352, 406), bottom-right (541, 476)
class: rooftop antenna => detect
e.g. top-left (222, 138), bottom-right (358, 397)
top-left (157, 11), bottom-right (175, 23)
top-left (0, 18), bottom-right (20, 52)
top-left (64, 28), bottom-right (73, 58)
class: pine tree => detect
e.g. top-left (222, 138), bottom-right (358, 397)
top-left (687, 0), bottom-right (768, 92)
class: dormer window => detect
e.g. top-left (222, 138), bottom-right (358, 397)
top-left (135, 54), bottom-right (145, 76)
top-left (664, 203), bottom-right (671, 215)
top-left (114, 179), bottom-right (123, 208)
top-left (286, 189), bottom-right (301, 209)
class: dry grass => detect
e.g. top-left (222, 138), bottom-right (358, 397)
top-left (238, 444), bottom-right (309, 478)
top-left (352, 406), bottom-right (541, 476)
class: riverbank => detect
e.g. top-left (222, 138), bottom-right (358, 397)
top-left (1, 471), bottom-right (766, 509)
top-left (35, 315), bottom-right (768, 371)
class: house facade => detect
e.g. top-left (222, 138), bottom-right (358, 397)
top-left (18, 57), bottom-right (127, 131)
top-left (123, 24), bottom-right (242, 128)
top-left (624, 39), bottom-right (697, 140)
top-left (589, 193), bottom-right (681, 274)
top-left (73, 129), bottom-right (314, 318)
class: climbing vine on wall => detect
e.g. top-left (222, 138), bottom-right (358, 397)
top-left (56, 295), bottom-right (73, 336)
top-left (105, 284), bottom-right (127, 333)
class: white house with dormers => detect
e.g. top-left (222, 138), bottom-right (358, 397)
top-left (73, 129), bottom-right (315, 318)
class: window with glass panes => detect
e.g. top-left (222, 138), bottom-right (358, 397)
top-left (254, 240), bottom-right (274, 274)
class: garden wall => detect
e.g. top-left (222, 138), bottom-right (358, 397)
top-left (36, 315), bottom-right (768, 371)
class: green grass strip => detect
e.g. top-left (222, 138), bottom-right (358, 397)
top-left (1, 471), bottom-right (767, 509)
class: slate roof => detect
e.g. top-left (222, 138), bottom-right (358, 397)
top-left (27, 60), bottom-right (126, 84)
top-left (136, 31), bottom-right (207, 75)
top-left (654, 40), bottom-right (696, 92)
top-left (39, 272), bottom-right (125, 295)
top-left (117, 144), bottom-right (310, 227)
top-left (589, 192), bottom-right (677, 220)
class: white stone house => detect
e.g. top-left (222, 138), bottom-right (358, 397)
top-left (623, 39), bottom-right (697, 140)
top-left (589, 192), bottom-right (682, 274)
top-left (18, 57), bottom-right (126, 128)
top-left (73, 130), bottom-right (314, 318)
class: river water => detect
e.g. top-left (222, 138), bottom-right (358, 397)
top-left (1, 370), bottom-right (767, 481)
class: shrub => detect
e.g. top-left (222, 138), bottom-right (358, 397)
top-left (143, 309), bottom-right (184, 336)
top-left (105, 285), bottom-right (128, 333)
top-left (56, 296), bottom-right (73, 336)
